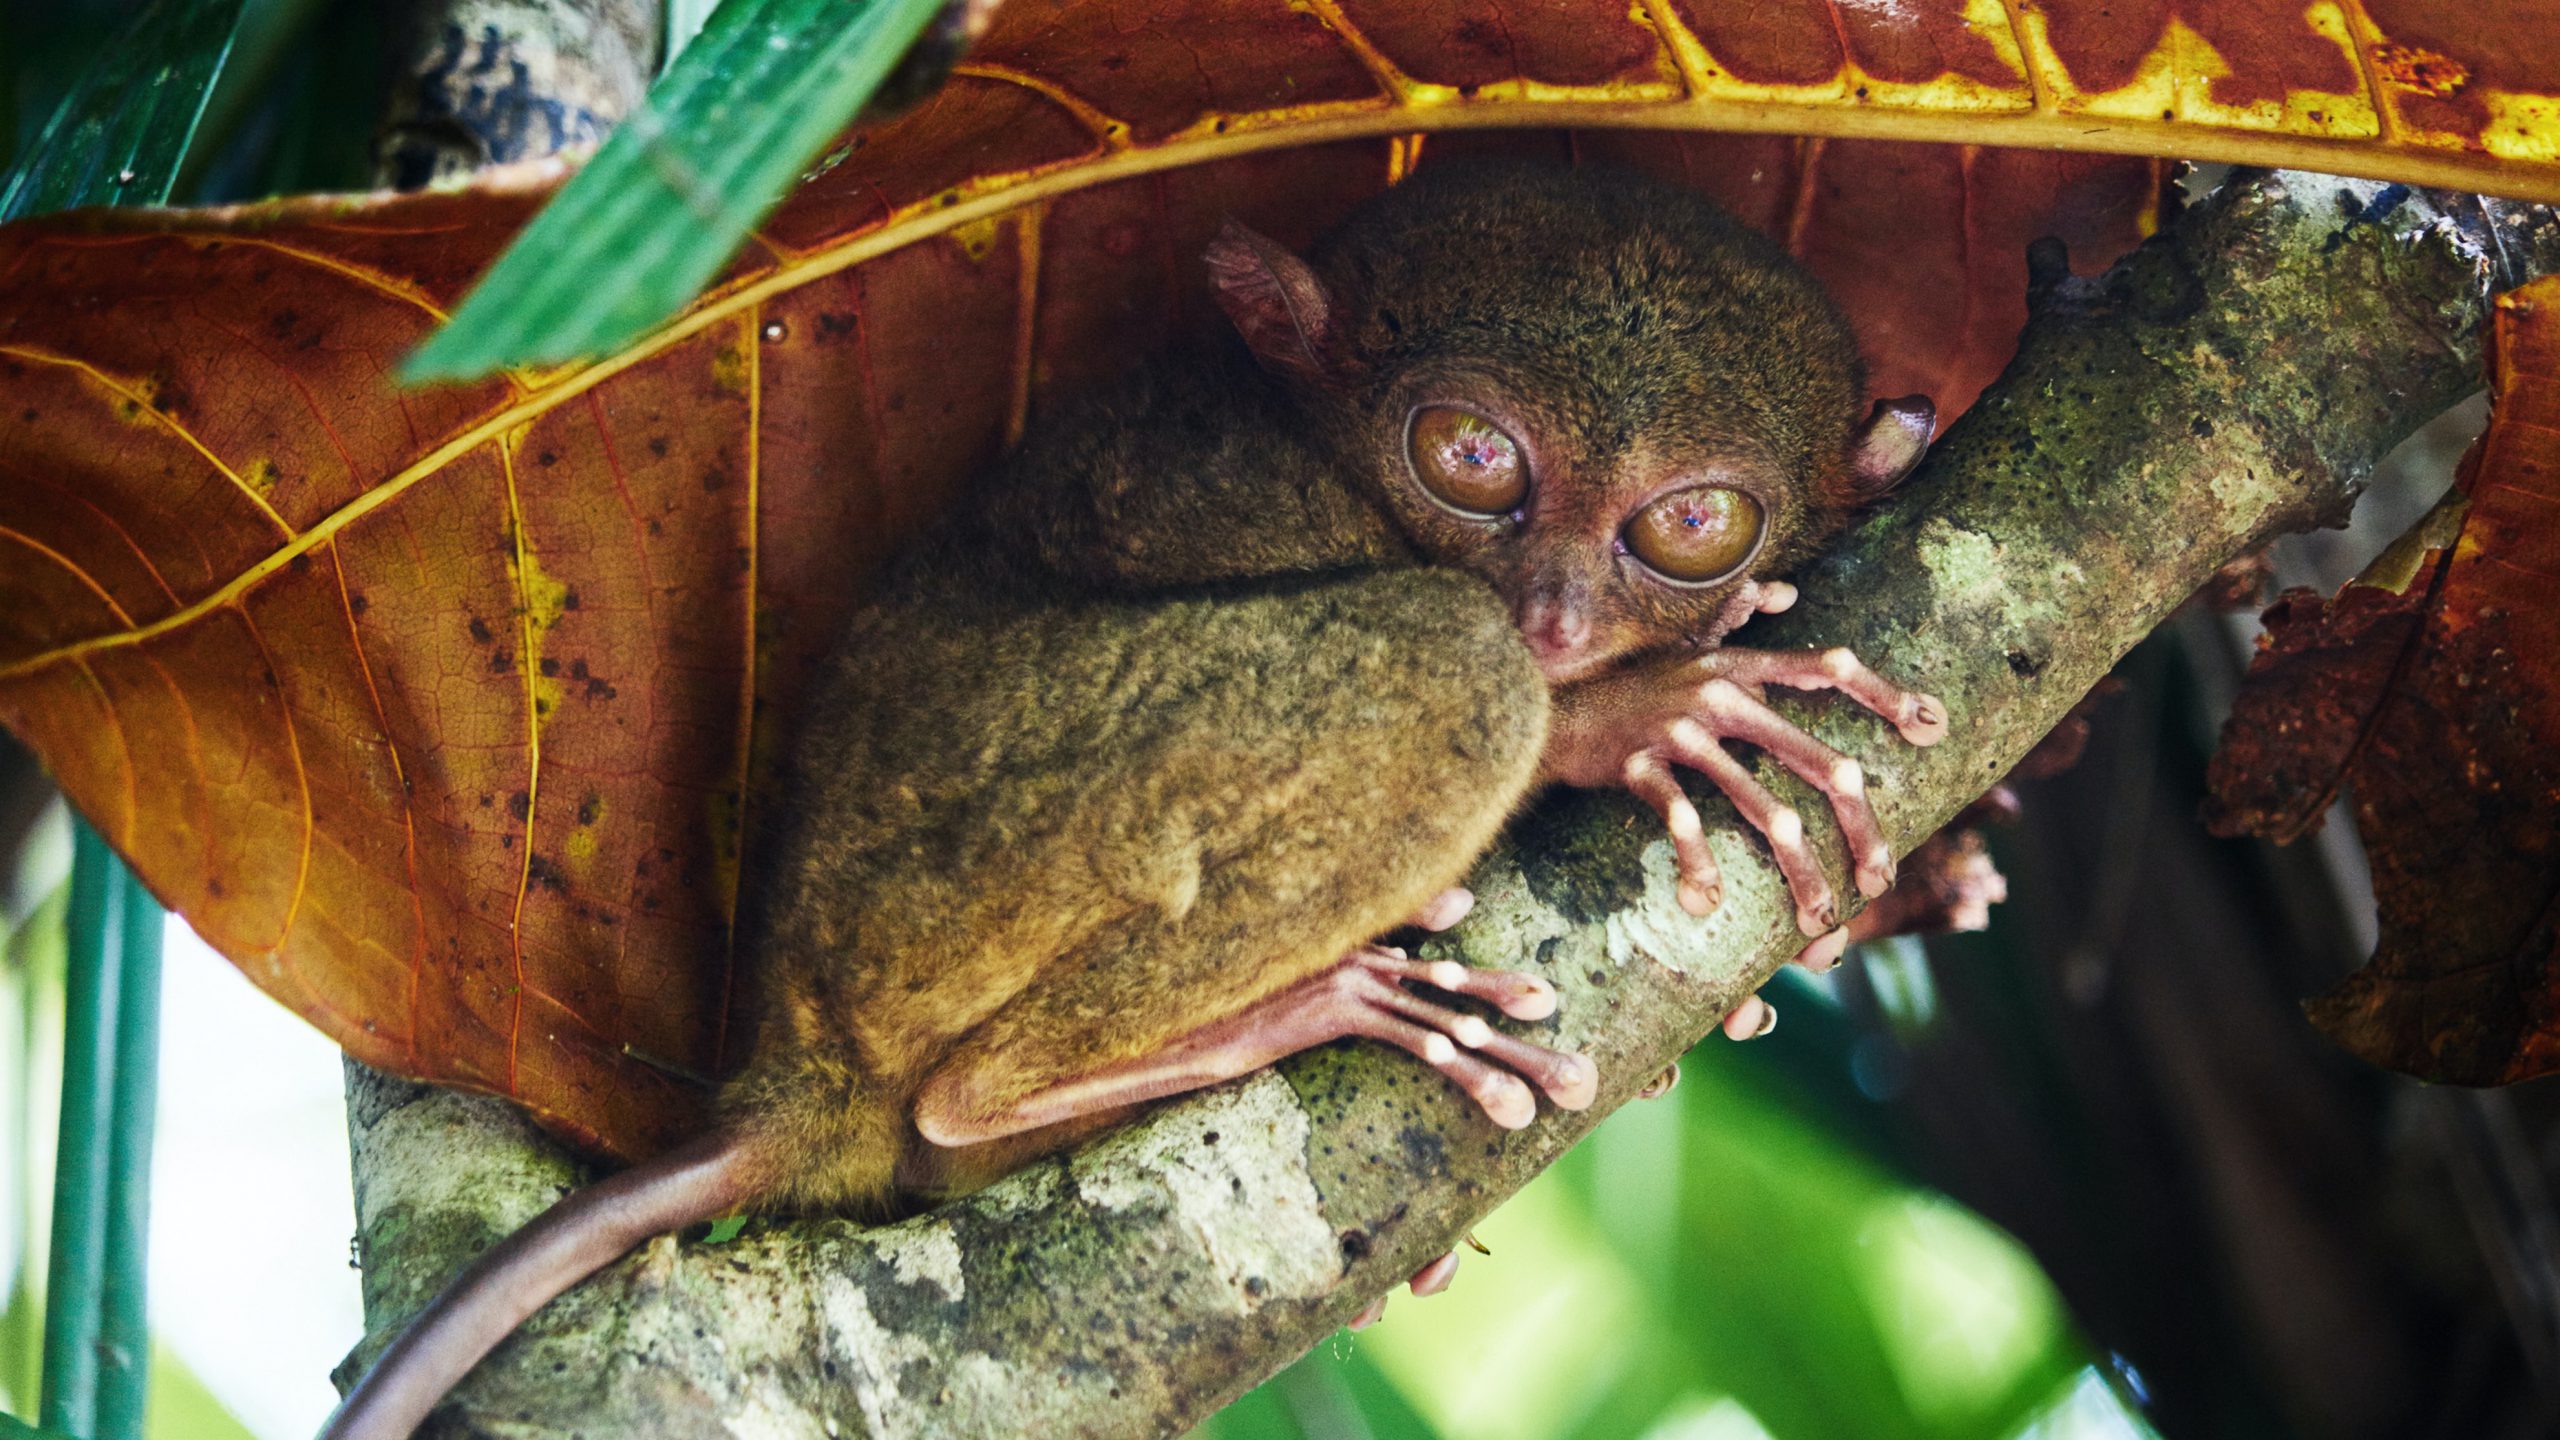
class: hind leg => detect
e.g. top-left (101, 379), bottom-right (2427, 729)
top-left (896, 568), bottom-right (1589, 1163)
top-left (912, 889), bottom-right (1595, 1147)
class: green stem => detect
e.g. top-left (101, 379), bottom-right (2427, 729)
top-left (35, 823), bottom-right (162, 1440)
top-left (92, 878), bottom-right (161, 1440)
top-left (38, 824), bottom-right (120, 1436)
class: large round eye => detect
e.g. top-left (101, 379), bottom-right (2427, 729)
top-left (1407, 406), bottom-right (1527, 516)
top-left (1623, 486), bottom-right (1765, 584)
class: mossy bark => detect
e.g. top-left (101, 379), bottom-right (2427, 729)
top-left (340, 172), bottom-right (2560, 1439)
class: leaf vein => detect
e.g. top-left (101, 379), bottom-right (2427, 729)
top-left (0, 342), bottom-right (296, 538)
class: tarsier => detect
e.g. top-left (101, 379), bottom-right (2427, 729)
top-left (325, 162), bottom-right (1946, 1439)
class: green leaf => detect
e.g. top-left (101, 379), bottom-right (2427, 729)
top-left (0, 0), bottom-right (246, 222)
top-left (400, 0), bottom-right (951, 383)
top-left (700, 1215), bottom-right (748, 1244)
top-left (665, 0), bottom-right (728, 70)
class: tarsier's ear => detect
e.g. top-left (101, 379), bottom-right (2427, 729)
top-left (1837, 395), bottom-right (1936, 503)
top-left (1204, 220), bottom-right (1338, 385)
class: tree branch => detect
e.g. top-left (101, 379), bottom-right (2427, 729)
top-left (341, 171), bottom-right (2560, 1439)
top-left (372, 0), bottom-right (660, 190)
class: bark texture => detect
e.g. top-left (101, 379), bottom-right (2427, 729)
top-left (339, 172), bottom-right (2560, 1439)
top-left (372, 0), bottom-right (659, 190)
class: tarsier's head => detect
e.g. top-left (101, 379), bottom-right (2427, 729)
top-left (1208, 162), bottom-right (1932, 686)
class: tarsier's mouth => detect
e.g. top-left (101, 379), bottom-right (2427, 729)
top-left (1526, 640), bottom-right (1613, 688)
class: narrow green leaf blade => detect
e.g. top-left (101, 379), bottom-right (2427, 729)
top-left (401, 0), bottom-right (951, 383)
top-left (0, 0), bottom-right (246, 222)
top-left (665, 0), bottom-right (727, 69)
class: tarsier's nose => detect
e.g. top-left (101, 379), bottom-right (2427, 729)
top-left (1515, 586), bottom-right (1595, 682)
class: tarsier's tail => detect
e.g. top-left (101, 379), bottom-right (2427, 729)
top-left (320, 1128), bottom-right (765, 1440)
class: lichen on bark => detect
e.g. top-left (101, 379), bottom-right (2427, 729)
top-left (342, 171), bottom-right (2560, 1439)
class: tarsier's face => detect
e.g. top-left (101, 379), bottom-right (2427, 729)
top-left (1203, 162), bottom-right (1927, 683)
top-left (1362, 358), bottom-right (1838, 687)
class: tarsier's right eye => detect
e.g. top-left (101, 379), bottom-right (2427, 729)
top-left (1407, 406), bottom-right (1528, 516)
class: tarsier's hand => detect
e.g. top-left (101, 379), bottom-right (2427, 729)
top-left (1539, 579), bottom-right (1947, 970)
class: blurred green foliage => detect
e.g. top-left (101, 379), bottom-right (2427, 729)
top-left (0, 0), bottom-right (241, 221)
top-left (0, 825), bottom-right (253, 1439)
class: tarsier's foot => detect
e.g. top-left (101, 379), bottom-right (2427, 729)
top-left (1624, 647), bottom-right (1942, 937)
top-left (1544, 580), bottom-right (1945, 963)
top-left (914, 890), bottom-right (1594, 1144)
top-left (1322, 933), bottom-right (1598, 1128)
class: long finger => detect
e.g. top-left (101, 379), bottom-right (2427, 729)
top-left (1335, 986), bottom-right (1539, 1127)
top-left (1365, 982), bottom-right (1597, 1109)
top-left (1716, 646), bottom-right (1947, 746)
top-left (1455, 1025), bottom-right (1600, 1110)
top-left (1664, 720), bottom-right (1837, 935)
top-left (1361, 948), bottom-right (1557, 1021)
top-left (1417, 1045), bottom-right (1542, 1129)
top-left (1696, 679), bottom-right (1896, 899)
top-left (1622, 751), bottom-right (1722, 915)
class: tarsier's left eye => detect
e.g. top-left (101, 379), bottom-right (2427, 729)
top-left (1407, 405), bottom-right (1528, 516)
top-left (1622, 486), bottom-right (1766, 584)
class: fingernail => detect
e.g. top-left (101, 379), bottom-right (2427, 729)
top-left (1800, 927), bottom-right (1850, 973)
top-left (1555, 1055), bottom-right (1599, 1108)
top-left (1755, 1003), bottom-right (1778, 1038)
top-left (1504, 981), bottom-right (1558, 1022)
top-left (1410, 1251), bottom-right (1461, 1297)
